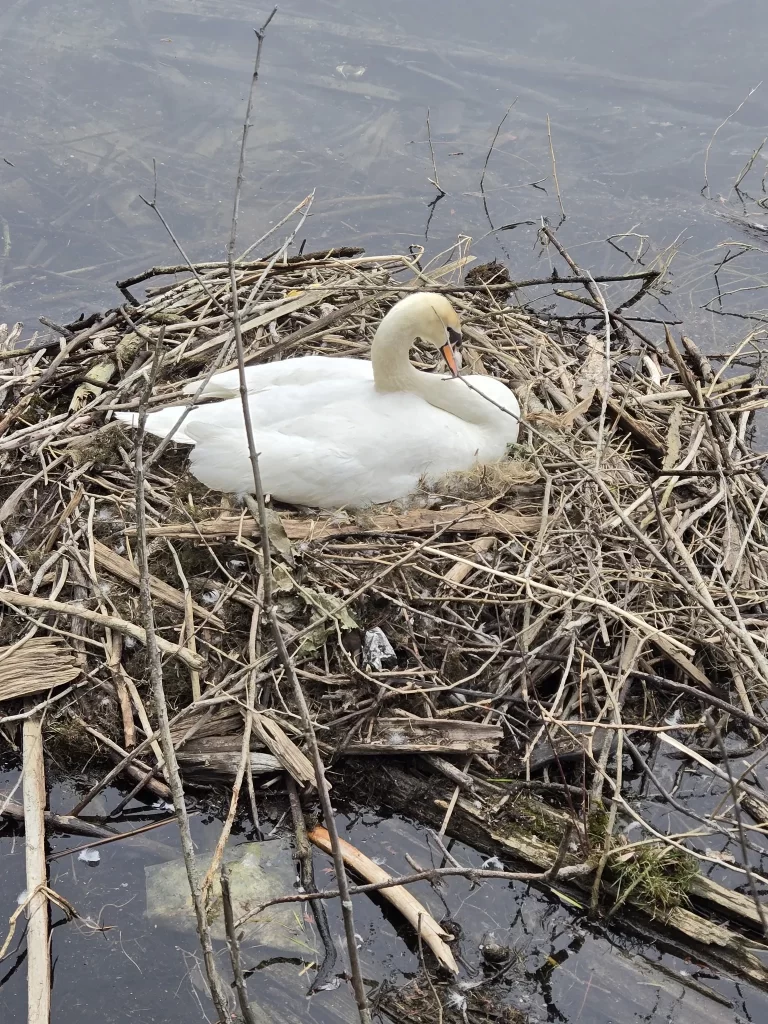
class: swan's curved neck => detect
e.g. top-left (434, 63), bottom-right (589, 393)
top-left (371, 301), bottom-right (492, 426)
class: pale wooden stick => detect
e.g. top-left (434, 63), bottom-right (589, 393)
top-left (23, 711), bottom-right (50, 1024)
top-left (0, 590), bottom-right (203, 670)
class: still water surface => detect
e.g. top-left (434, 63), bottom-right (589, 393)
top-left (2, 1), bottom-right (768, 1021)
top-left (2, 0), bottom-right (767, 340)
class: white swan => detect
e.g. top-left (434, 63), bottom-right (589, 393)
top-left (117, 292), bottom-right (520, 508)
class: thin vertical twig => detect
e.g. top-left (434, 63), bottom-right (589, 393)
top-left (546, 113), bottom-right (566, 224)
top-left (586, 269), bottom-right (612, 469)
top-left (426, 108), bottom-right (444, 196)
top-left (134, 329), bottom-right (230, 1020)
top-left (221, 864), bottom-right (257, 1024)
top-left (287, 776), bottom-right (338, 992)
top-left (479, 101), bottom-right (517, 235)
top-left (226, 13), bottom-right (371, 1023)
top-left (416, 913), bottom-right (444, 1024)
top-left (545, 822), bottom-right (574, 882)
top-left (703, 82), bottom-right (762, 197)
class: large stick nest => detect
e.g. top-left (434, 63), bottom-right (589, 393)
top-left (1, 247), bottom-right (767, 830)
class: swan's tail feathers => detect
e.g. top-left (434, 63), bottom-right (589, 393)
top-left (181, 369), bottom-right (242, 399)
top-left (113, 408), bottom-right (197, 445)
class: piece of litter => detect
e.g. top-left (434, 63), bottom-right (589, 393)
top-left (481, 856), bottom-right (504, 870)
top-left (362, 627), bottom-right (396, 671)
top-left (17, 890), bottom-right (28, 905)
top-left (315, 976), bottom-right (341, 991)
top-left (335, 64), bottom-right (366, 79)
top-left (78, 848), bottom-right (101, 865)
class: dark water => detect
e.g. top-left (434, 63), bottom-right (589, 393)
top-left (2, 0), bottom-right (768, 344)
top-left (2, 1), bottom-right (768, 1021)
top-left (2, 764), bottom-right (766, 1024)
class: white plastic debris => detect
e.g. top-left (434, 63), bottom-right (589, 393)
top-left (335, 64), bottom-right (366, 79)
top-left (78, 848), bottom-right (101, 865)
top-left (362, 626), bottom-right (396, 670)
top-left (17, 889), bottom-right (28, 905)
top-left (480, 855), bottom-right (504, 870)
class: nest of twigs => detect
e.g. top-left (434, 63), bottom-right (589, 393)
top-left (2, 247), bottom-right (768, 957)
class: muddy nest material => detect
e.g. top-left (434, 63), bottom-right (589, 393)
top-left (2, 248), bottom-right (768, 982)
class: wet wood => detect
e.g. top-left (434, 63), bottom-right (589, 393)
top-left (0, 793), bottom-right (115, 840)
top-left (308, 825), bottom-right (458, 974)
top-left (369, 767), bottom-right (768, 990)
top-left (443, 794), bottom-right (768, 988)
top-left (176, 745), bottom-right (280, 774)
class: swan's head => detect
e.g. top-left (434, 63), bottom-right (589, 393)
top-left (381, 292), bottom-right (463, 374)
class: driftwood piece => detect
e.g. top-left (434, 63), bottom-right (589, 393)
top-left (0, 792), bottom-right (116, 840)
top-left (0, 637), bottom-right (81, 703)
top-left (250, 712), bottom-right (318, 789)
top-left (308, 825), bottom-right (458, 974)
top-left (442, 794), bottom-right (768, 989)
top-left (131, 505), bottom-right (541, 542)
top-left (371, 767), bottom-right (768, 990)
top-left (92, 539), bottom-right (224, 628)
top-left (174, 737), bottom-right (281, 778)
top-left (344, 718), bottom-right (502, 756)
top-left (23, 712), bottom-right (51, 1024)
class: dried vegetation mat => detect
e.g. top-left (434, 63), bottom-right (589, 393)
top-left (2, 248), bottom-right (768, 990)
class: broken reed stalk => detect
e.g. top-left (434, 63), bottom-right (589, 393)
top-left (133, 331), bottom-right (229, 1020)
top-left (227, 15), bottom-right (371, 1020)
top-left (220, 864), bottom-right (257, 1024)
top-left (705, 713), bottom-right (768, 936)
top-left (546, 113), bottom-right (566, 223)
top-left (23, 708), bottom-right (50, 1024)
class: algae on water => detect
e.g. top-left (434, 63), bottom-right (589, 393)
top-left (145, 841), bottom-right (311, 954)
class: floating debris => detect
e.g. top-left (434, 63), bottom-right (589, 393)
top-left (335, 63), bottom-right (366, 79)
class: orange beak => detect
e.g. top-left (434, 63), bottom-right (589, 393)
top-left (441, 341), bottom-right (460, 377)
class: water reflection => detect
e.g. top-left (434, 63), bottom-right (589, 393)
top-left (1, 0), bottom-right (767, 346)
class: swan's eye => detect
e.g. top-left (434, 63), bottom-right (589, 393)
top-left (447, 326), bottom-right (463, 350)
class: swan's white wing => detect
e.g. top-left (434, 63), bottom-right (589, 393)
top-left (184, 391), bottom-right (512, 507)
top-left (113, 407), bottom-right (197, 444)
top-left (115, 377), bottom-right (378, 443)
top-left (186, 421), bottom-right (420, 507)
top-left (181, 356), bottom-right (373, 399)
top-left (460, 375), bottom-right (521, 442)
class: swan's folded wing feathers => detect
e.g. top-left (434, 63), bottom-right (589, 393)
top-left (113, 408), bottom-right (198, 445)
top-left (181, 356), bottom-right (373, 399)
top-left (185, 412), bottom-right (423, 507)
